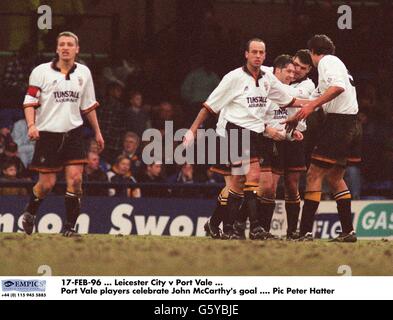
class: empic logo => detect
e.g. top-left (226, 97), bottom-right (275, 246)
top-left (2, 280), bottom-right (46, 292)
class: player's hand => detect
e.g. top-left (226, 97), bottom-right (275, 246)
top-left (27, 124), bottom-right (40, 141)
top-left (95, 132), bottom-right (105, 152)
top-left (292, 130), bottom-right (304, 141)
top-left (182, 129), bottom-right (196, 147)
top-left (265, 127), bottom-right (285, 141)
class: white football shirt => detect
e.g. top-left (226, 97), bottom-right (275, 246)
top-left (264, 78), bottom-right (315, 136)
top-left (206, 66), bottom-right (294, 133)
top-left (23, 61), bottom-right (99, 133)
top-left (316, 55), bottom-right (358, 114)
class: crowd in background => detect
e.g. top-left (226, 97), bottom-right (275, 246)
top-left (0, 3), bottom-right (392, 199)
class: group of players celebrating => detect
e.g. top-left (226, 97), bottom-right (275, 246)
top-left (21, 31), bottom-right (360, 242)
top-left (184, 34), bottom-right (360, 242)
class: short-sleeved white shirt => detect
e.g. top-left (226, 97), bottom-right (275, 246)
top-left (264, 78), bottom-right (315, 135)
top-left (23, 61), bottom-right (99, 133)
top-left (316, 55), bottom-right (358, 114)
top-left (206, 66), bottom-right (294, 133)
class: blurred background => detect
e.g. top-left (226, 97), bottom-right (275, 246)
top-left (0, 0), bottom-right (392, 200)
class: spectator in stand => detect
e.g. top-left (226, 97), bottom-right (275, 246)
top-left (124, 90), bottom-right (151, 138)
top-left (0, 161), bottom-right (28, 196)
top-left (11, 119), bottom-right (35, 167)
top-left (120, 132), bottom-right (142, 177)
top-left (97, 82), bottom-right (126, 164)
top-left (181, 54), bottom-right (220, 126)
top-left (137, 162), bottom-right (167, 197)
top-left (167, 163), bottom-right (203, 198)
top-left (107, 155), bottom-right (140, 198)
top-left (1, 42), bottom-right (35, 122)
top-left (151, 101), bottom-right (183, 134)
top-left (86, 137), bottom-right (110, 173)
top-left (0, 119), bottom-right (14, 146)
top-left (0, 141), bottom-right (28, 178)
top-left (83, 151), bottom-right (109, 196)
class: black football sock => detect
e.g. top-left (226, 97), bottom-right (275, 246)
top-left (244, 182), bottom-right (260, 230)
top-left (210, 188), bottom-right (228, 227)
top-left (25, 185), bottom-right (45, 216)
top-left (285, 193), bottom-right (301, 235)
top-left (260, 197), bottom-right (276, 232)
top-left (64, 190), bottom-right (81, 230)
top-left (223, 189), bottom-right (243, 233)
top-left (333, 190), bottom-right (354, 234)
top-left (299, 191), bottom-right (321, 236)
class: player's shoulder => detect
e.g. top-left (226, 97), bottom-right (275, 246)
top-left (76, 62), bottom-right (92, 75)
top-left (298, 78), bottom-right (315, 88)
top-left (261, 65), bottom-right (274, 73)
top-left (31, 62), bottom-right (52, 74)
top-left (319, 55), bottom-right (345, 68)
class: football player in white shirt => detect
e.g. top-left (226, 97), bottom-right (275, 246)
top-left (259, 53), bottom-right (314, 240)
top-left (284, 35), bottom-right (361, 242)
top-left (21, 32), bottom-right (104, 237)
top-left (184, 38), bottom-right (308, 240)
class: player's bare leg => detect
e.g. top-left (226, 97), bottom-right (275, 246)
top-left (284, 172), bottom-right (301, 239)
top-left (22, 173), bottom-right (57, 235)
top-left (326, 166), bottom-right (357, 242)
top-left (63, 165), bottom-right (84, 237)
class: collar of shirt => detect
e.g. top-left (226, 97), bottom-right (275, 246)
top-left (51, 58), bottom-right (77, 80)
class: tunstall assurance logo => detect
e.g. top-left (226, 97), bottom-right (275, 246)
top-left (2, 280), bottom-right (46, 292)
top-left (356, 204), bottom-right (393, 237)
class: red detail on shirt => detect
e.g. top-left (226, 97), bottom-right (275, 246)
top-left (27, 86), bottom-right (40, 98)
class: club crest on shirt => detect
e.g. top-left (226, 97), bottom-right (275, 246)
top-left (244, 86), bottom-right (249, 92)
top-left (78, 77), bottom-right (83, 87)
top-left (263, 81), bottom-right (269, 92)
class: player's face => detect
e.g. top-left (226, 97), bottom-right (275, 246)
top-left (293, 57), bottom-right (312, 80)
top-left (56, 36), bottom-right (79, 62)
top-left (245, 41), bottom-right (266, 69)
top-left (275, 63), bottom-right (295, 85)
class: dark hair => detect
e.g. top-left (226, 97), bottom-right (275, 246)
top-left (294, 49), bottom-right (313, 66)
top-left (307, 34), bottom-right (335, 55)
top-left (5, 141), bottom-right (18, 153)
top-left (2, 160), bottom-right (17, 172)
top-left (245, 38), bottom-right (265, 52)
top-left (273, 54), bottom-right (293, 73)
top-left (129, 90), bottom-right (142, 99)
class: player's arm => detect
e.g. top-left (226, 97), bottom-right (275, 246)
top-left (267, 75), bottom-right (309, 108)
top-left (183, 105), bottom-right (215, 147)
top-left (183, 72), bottom-right (234, 146)
top-left (85, 109), bottom-right (105, 152)
top-left (24, 107), bottom-right (39, 141)
top-left (23, 68), bottom-right (43, 141)
top-left (287, 86), bottom-right (344, 122)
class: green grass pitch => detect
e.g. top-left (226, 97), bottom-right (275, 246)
top-left (0, 233), bottom-right (392, 276)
